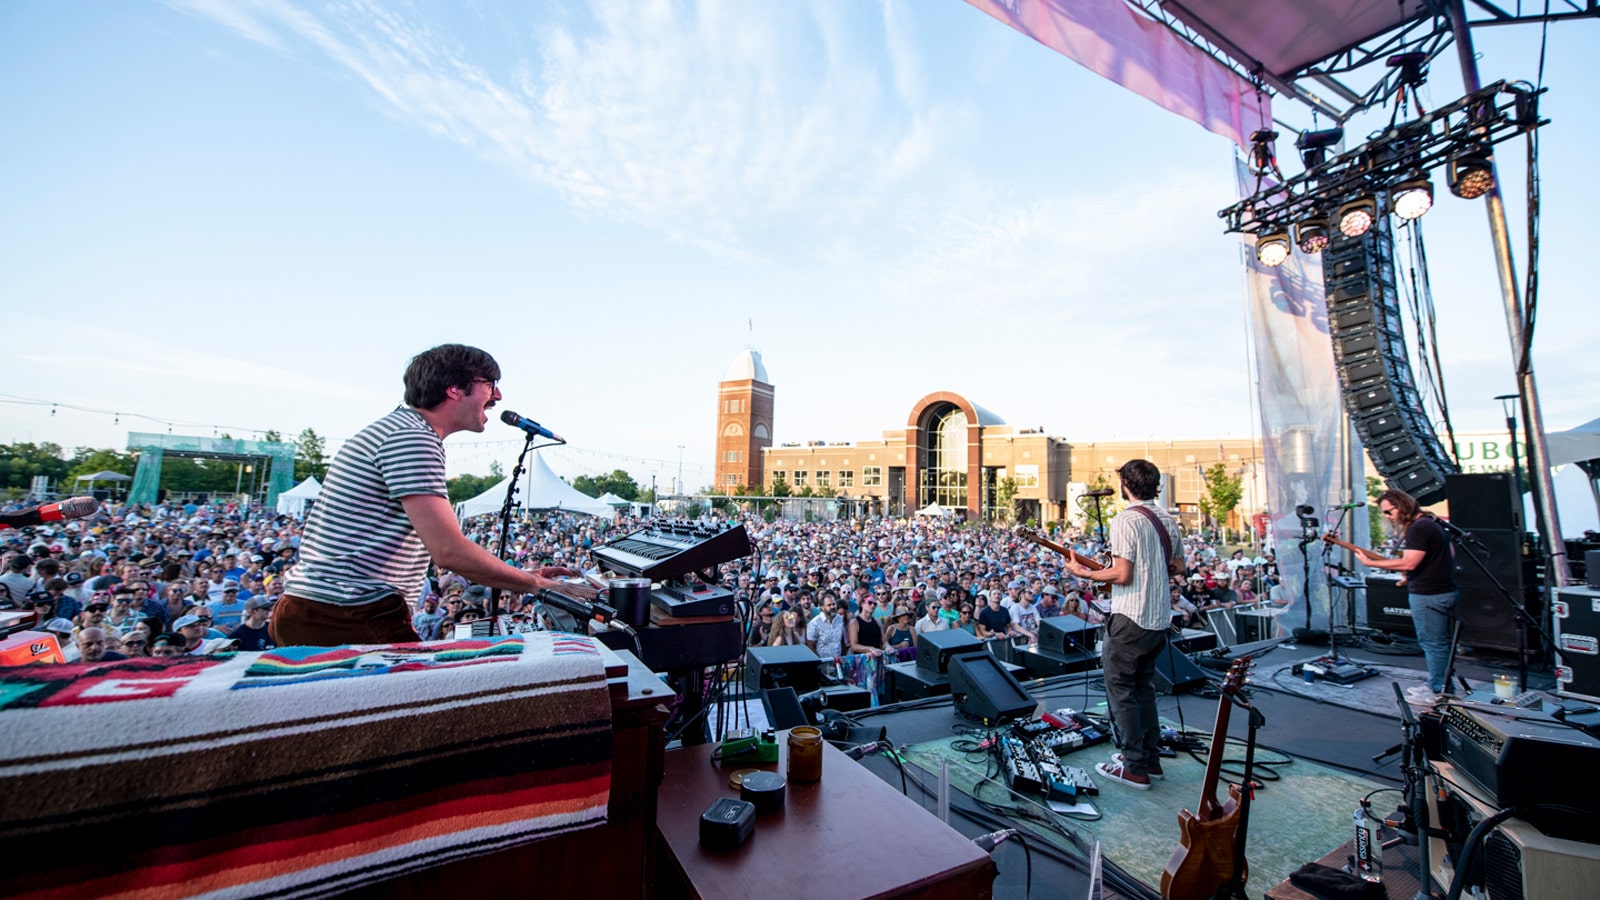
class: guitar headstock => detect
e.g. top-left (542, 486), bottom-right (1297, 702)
top-left (1014, 526), bottom-right (1039, 542)
top-left (1221, 656), bottom-right (1253, 697)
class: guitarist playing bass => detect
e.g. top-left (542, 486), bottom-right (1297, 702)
top-left (1060, 459), bottom-right (1183, 790)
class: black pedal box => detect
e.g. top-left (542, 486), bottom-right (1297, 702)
top-left (699, 797), bottom-right (756, 851)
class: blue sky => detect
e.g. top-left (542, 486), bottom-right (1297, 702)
top-left (2, 1), bottom-right (1595, 489)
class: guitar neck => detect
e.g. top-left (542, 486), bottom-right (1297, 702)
top-left (1016, 530), bottom-right (1105, 571)
top-left (1196, 694), bottom-right (1234, 820)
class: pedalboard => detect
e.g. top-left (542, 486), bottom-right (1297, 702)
top-left (994, 714), bottom-right (1105, 802)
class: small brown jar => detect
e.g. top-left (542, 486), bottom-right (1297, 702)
top-left (787, 726), bottom-right (823, 783)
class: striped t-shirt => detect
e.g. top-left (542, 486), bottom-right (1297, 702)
top-left (283, 407), bottom-right (447, 607)
top-left (1108, 501), bottom-right (1182, 631)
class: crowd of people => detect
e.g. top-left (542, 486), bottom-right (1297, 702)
top-left (1, 494), bottom-right (1284, 665)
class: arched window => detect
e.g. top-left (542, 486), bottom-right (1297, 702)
top-left (923, 406), bottom-right (968, 509)
top-left (723, 422), bottom-right (744, 437)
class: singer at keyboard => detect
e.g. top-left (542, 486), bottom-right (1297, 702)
top-left (274, 344), bottom-right (597, 647)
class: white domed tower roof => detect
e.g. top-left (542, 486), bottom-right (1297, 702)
top-left (723, 348), bottom-right (769, 384)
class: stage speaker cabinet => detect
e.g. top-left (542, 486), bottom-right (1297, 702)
top-left (1038, 615), bottom-right (1098, 657)
top-left (1554, 586), bottom-right (1600, 702)
top-left (760, 687), bottom-right (810, 730)
top-left (744, 645), bottom-right (822, 693)
top-left (1447, 472), bottom-right (1523, 532)
top-left (1365, 576), bottom-right (1415, 636)
top-left (916, 629), bottom-right (982, 674)
top-left (947, 652), bottom-right (1035, 726)
top-left (1453, 529), bottom-right (1535, 653)
top-left (1152, 645), bottom-right (1209, 694)
top-left (1233, 608), bottom-right (1274, 644)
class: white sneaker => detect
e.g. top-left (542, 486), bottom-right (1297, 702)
top-left (1404, 685), bottom-right (1438, 704)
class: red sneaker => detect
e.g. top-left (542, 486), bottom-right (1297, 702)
top-left (1112, 752), bottom-right (1164, 780)
top-left (1096, 760), bottom-right (1152, 790)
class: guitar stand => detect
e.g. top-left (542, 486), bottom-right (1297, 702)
top-left (1210, 695), bottom-right (1264, 900)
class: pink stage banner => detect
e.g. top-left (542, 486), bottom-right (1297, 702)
top-left (964, 0), bottom-right (1269, 151)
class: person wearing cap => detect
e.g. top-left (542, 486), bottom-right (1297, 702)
top-left (149, 632), bottom-right (185, 658)
top-left (173, 614), bottom-right (232, 655)
top-left (228, 598), bottom-right (275, 652)
top-left (277, 345), bottom-right (597, 647)
top-left (207, 580), bottom-right (247, 629)
top-left (412, 595), bottom-right (444, 641)
top-left (120, 629), bottom-right (149, 657)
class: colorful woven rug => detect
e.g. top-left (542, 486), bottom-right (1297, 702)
top-left (0, 634), bottom-right (613, 899)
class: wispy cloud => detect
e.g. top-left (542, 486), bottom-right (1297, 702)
top-left (170, 0), bottom-right (943, 256)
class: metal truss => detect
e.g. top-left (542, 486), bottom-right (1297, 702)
top-left (1131, 0), bottom-right (1598, 123)
top-left (1219, 80), bottom-right (1545, 236)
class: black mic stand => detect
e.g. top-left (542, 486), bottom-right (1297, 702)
top-left (487, 433), bottom-right (536, 621)
top-left (1436, 518), bottom-right (1551, 694)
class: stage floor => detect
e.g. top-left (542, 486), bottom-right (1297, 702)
top-left (829, 635), bottom-right (1541, 899)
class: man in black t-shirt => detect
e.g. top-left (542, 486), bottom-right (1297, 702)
top-left (1355, 489), bottom-right (1456, 700)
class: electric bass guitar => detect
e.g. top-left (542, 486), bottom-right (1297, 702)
top-left (1161, 657), bottom-right (1253, 900)
top-left (1013, 528), bottom-right (1110, 597)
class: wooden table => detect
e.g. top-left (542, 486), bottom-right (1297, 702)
top-left (655, 732), bottom-right (995, 899)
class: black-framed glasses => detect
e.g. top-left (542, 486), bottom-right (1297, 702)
top-left (469, 378), bottom-right (498, 393)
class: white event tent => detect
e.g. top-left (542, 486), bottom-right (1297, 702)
top-left (454, 451), bottom-right (615, 520)
top-left (275, 476), bottom-right (322, 517)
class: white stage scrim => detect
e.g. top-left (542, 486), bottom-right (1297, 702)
top-left (1236, 161), bottom-right (1366, 629)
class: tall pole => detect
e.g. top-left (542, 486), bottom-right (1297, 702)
top-left (677, 445), bottom-right (684, 496)
top-left (1445, 0), bottom-right (1570, 587)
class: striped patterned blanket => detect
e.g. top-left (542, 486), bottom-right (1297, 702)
top-left (0, 634), bottom-right (613, 899)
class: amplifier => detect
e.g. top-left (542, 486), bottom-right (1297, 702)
top-left (1365, 576), bottom-right (1414, 636)
top-left (1553, 586), bottom-right (1600, 702)
top-left (744, 645), bottom-right (822, 693)
top-left (1437, 702), bottom-right (1600, 815)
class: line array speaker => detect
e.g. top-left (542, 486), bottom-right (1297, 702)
top-left (1324, 214), bottom-right (1457, 505)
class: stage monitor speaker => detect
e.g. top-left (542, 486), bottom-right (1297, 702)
top-left (1152, 646), bottom-right (1209, 695)
top-left (916, 629), bottom-right (982, 674)
top-left (1233, 608), bottom-right (1275, 644)
top-left (744, 645), bottom-right (822, 693)
top-left (1038, 615), bottom-right (1099, 656)
top-left (1447, 472), bottom-right (1523, 532)
top-left (1453, 529), bottom-right (1536, 653)
top-left (761, 687), bottom-right (809, 729)
top-left (947, 652), bottom-right (1036, 726)
top-left (1364, 577), bottom-right (1415, 636)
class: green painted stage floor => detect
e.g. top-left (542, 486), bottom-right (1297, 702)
top-left (902, 713), bottom-right (1384, 894)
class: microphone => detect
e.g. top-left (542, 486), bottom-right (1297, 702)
top-left (842, 740), bottom-right (881, 761)
top-left (1334, 502), bottom-right (1367, 509)
top-left (535, 589), bottom-right (619, 626)
top-left (1085, 488), bottom-right (1115, 498)
top-left (1433, 517), bottom-right (1480, 544)
top-left (0, 497), bottom-right (100, 531)
top-left (499, 409), bottom-right (565, 444)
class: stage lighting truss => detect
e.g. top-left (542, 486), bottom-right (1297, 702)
top-left (1337, 198), bottom-right (1377, 237)
top-left (1221, 81), bottom-right (1543, 241)
top-left (1256, 230), bottom-right (1291, 267)
top-left (1390, 172), bottom-right (1434, 219)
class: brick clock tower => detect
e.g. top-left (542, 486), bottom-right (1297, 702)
top-left (715, 348), bottom-right (774, 491)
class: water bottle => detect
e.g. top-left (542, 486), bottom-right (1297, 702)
top-left (1352, 802), bottom-right (1383, 883)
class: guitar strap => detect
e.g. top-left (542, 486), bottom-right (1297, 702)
top-left (1129, 504), bottom-right (1178, 575)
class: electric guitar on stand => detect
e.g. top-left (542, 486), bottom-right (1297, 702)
top-left (1161, 657), bottom-right (1254, 900)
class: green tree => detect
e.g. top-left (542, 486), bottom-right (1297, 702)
top-left (1198, 462), bottom-right (1244, 542)
top-left (571, 469), bottom-right (641, 501)
top-left (447, 473), bottom-right (501, 506)
top-left (1078, 473), bottom-right (1120, 535)
top-left (65, 448), bottom-right (137, 483)
top-left (295, 428), bottom-right (329, 481)
top-left (1, 442), bottom-right (70, 493)
top-left (1367, 475), bottom-right (1387, 545)
top-left (770, 473), bottom-right (791, 497)
top-left (262, 430), bottom-right (283, 444)
top-left (995, 476), bottom-right (1019, 523)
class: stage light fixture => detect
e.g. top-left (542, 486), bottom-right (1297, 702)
top-left (1337, 198), bottom-right (1377, 237)
top-left (1256, 230), bottom-right (1291, 267)
top-left (1390, 172), bottom-right (1434, 220)
top-left (1447, 144), bottom-right (1495, 199)
top-left (1295, 127), bottom-right (1344, 171)
top-left (1295, 216), bottom-right (1330, 254)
